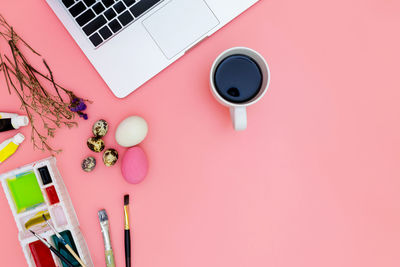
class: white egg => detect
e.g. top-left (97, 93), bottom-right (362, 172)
top-left (115, 116), bottom-right (148, 147)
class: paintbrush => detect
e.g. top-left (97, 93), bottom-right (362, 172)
top-left (98, 209), bottom-right (115, 267)
top-left (124, 194), bottom-right (131, 267)
top-left (29, 230), bottom-right (75, 267)
top-left (42, 214), bottom-right (87, 267)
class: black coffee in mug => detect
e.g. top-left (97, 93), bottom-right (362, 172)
top-left (213, 54), bottom-right (263, 103)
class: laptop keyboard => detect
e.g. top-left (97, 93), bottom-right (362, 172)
top-left (62, 0), bottom-right (162, 47)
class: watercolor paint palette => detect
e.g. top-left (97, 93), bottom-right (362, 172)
top-left (0, 157), bottom-right (93, 267)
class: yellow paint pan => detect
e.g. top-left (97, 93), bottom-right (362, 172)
top-left (24, 211), bottom-right (50, 229)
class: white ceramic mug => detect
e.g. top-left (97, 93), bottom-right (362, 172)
top-left (210, 47), bottom-right (270, 131)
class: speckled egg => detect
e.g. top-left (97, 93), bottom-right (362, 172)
top-left (92, 119), bottom-right (109, 137)
top-left (87, 137), bottom-right (105, 152)
top-left (81, 157), bottom-right (96, 172)
top-left (103, 149), bottom-right (119, 167)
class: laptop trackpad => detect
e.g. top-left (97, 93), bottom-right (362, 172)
top-left (143, 0), bottom-right (219, 59)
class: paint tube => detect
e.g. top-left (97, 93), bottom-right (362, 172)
top-left (0, 133), bottom-right (25, 164)
top-left (0, 112), bottom-right (29, 132)
top-left (0, 112), bottom-right (20, 119)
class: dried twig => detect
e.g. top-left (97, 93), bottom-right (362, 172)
top-left (0, 14), bottom-right (90, 154)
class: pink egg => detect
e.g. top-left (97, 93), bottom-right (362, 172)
top-left (121, 147), bottom-right (148, 184)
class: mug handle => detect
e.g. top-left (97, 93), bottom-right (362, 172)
top-left (230, 106), bottom-right (247, 131)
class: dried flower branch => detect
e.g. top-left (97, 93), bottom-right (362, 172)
top-left (0, 14), bottom-right (91, 154)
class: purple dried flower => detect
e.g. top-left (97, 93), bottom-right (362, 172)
top-left (77, 101), bottom-right (87, 111)
top-left (69, 98), bottom-right (87, 112)
top-left (76, 111), bottom-right (88, 120)
top-left (69, 98), bottom-right (88, 119)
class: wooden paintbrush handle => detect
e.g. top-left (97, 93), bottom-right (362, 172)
top-left (50, 246), bottom-right (75, 267)
top-left (65, 244), bottom-right (87, 267)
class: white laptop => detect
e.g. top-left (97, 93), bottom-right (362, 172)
top-left (46, 0), bottom-right (259, 98)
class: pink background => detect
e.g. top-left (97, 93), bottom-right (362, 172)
top-left (1, 0), bottom-right (400, 266)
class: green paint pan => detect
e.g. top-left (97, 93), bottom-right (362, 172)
top-left (7, 171), bottom-right (44, 213)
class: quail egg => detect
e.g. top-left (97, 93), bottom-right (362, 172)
top-left (103, 149), bottom-right (119, 167)
top-left (87, 137), bottom-right (105, 152)
top-left (92, 119), bottom-right (109, 137)
top-left (81, 157), bottom-right (96, 172)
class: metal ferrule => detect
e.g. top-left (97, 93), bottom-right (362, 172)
top-left (100, 220), bottom-right (112, 251)
top-left (124, 205), bottom-right (130, 230)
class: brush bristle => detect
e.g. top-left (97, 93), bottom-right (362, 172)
top-left (124, 194), bottom-right (129, 205)
top-left (98, 209), bottom-right (108, 222)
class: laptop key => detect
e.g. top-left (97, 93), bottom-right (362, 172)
top-left (130, 0), bottom-right (161, 18)
top-left (69, 2), bottom-right (86, 17)
top-left (93, 2), bottom-right (106, 14)
top-left (118, 11), bottom-right (134, 26)
top-left (123, 0), bottom-right (135, 7)
top-left (99, 26), bottom-right (113, 40)
top-left (114, 2), bottom-right (127, 14)
top-left (102, 0), bottom-right (115, 8)
top-left (104, 8), bottom-right (117, 20)
top-left (108, 19), bottom-right (122, 33)
top-left (83, 0), bottom-right (96, 7)
top-left (83, 15), bottom-right (107, 36)
top-left (89, 33), bottom-right (103, 47)
top-left (67, 0), bottom-right (161, 47)
top-left (76, 9), bottom-right (96, 26)
top-left (62, 0), bottom-right (75, 8)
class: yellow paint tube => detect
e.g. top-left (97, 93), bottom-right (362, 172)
top-left (0, 133), bottom-right (25, 163)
